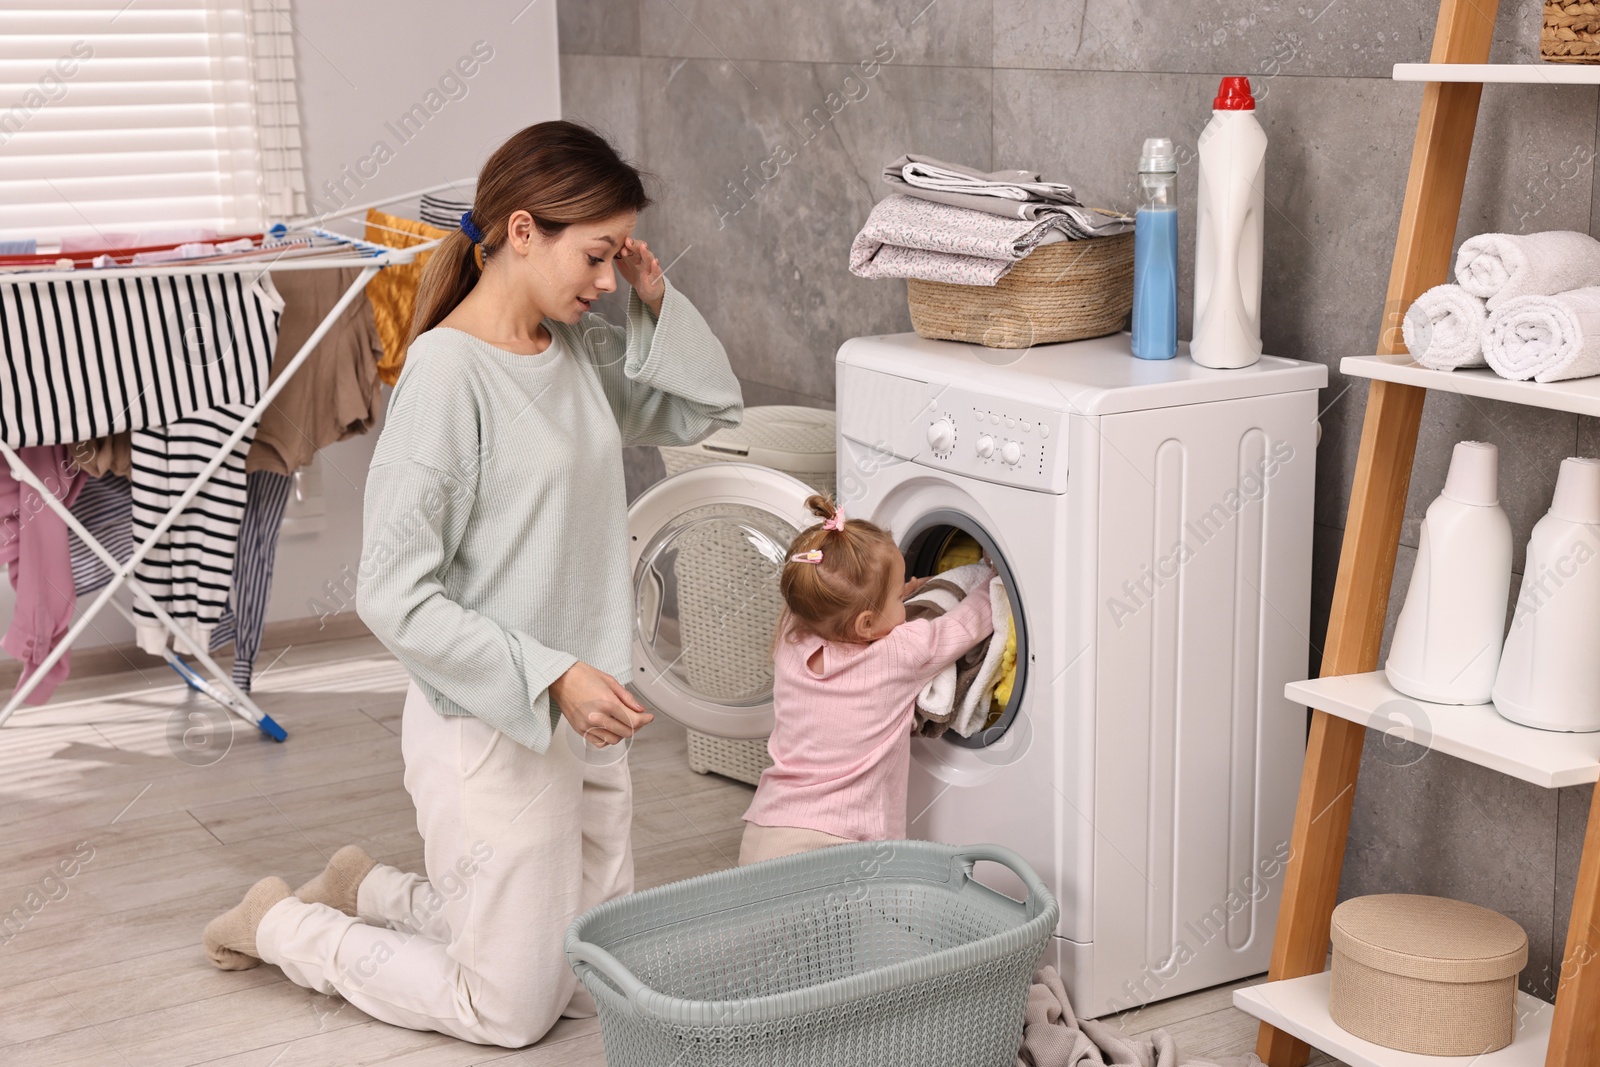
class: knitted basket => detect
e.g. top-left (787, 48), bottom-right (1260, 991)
top-left (1543, 2), bottom-right (1600, 62)
top-left (658, 408), bottom-right (837, 787)
top-left (1328, 894), bottom-right (1527, 1056)
top-left (906, 232), bottom-right (1134, 350)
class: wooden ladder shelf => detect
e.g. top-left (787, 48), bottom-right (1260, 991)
top-left (1241, 1), bottom-right (1600, 1065)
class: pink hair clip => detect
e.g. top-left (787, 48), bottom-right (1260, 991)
top-left (789, 549), bottom-right (823, 565)
top-left (822, 508), bottom-right (846, 532)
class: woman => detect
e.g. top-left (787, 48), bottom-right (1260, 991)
top-left (201, 121), bottom-right (742, 1047)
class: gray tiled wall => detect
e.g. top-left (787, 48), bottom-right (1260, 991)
top-left (560, 0), bottom-right (1595, 999)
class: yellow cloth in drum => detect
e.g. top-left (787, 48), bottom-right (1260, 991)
top-left (934, 533), bottom-right (1015, 723)
top-left (934, 536), bottom-right (982, 572)
top-left (992, 625), bottom-right (1016, 709)
top-left (364, 210), bottom-right (450, 385)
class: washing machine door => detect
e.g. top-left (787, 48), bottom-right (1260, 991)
top-left (627, 463), bottom-right (816, 739)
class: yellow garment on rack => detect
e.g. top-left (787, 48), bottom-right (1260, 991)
top-left (932, 532), bottom-right (1017, 720)
top-left (364, 209), bottom-right (449, 385)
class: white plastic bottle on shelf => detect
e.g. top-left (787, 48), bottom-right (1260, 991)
top-left (1191, 76), bottom-right (1266, 370)
top-left (1492, 457), bottom-right (1600, 732)
top-left (1385, 441), bottom-right (1513, 705)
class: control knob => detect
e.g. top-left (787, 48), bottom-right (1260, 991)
top-left (976, 434), bottom-right (996, 459)
top-left (927, 418), bottom-right (955, 453)
top-left (1001, 440), bottom-right (1022, 466)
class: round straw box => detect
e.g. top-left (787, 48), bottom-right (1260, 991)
top-left (1329, 894), bottom-right (1527, 1056)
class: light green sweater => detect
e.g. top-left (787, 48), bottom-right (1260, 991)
top-left (356, 280), bottom-right (743, 753)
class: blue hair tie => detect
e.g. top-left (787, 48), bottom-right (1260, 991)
top-left (459, 210), bottom-right (484, 244)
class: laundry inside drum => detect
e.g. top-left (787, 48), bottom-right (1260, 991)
top-left (633, 504), bottom-right (794, 708)
top-left (901, 522), bottom-right (1026, 749)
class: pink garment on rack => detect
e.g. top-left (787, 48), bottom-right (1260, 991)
top-left (0, 446), bottom-right (85, 704)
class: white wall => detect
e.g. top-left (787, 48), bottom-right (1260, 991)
top-left (6, 1), bottom-right (560, 652)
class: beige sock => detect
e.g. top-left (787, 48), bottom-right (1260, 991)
top-left (204, 876), bottom-right (291, 970)
top-left (294, 845), bottom-right (377, 917)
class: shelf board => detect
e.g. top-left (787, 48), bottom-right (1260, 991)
top-left (1235, 972), bottom-right (1552, 1067)
top-left (1340, 355), bottom-right (1600, 417)
top-left (1394, 62), bottom-right (1600, 84)
top-left (1285, 673), bottom-right (1600, 789)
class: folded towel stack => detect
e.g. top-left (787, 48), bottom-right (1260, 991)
top-left (850, 153), bottom-right (1132, 286)
top-left (1400, 230), bottom-right (1600, 384)
top-left (884, 154), bottom-right (1086, 222)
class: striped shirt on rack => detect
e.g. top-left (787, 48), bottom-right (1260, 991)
top-left (0, 272), bottom-right (280, 447)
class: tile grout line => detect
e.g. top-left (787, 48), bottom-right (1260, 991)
top-left (558, 49), bottom-right (1436, 83)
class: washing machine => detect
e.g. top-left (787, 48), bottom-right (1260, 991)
top-left (837, 332), bottom-right (1325, 1018)
top-left (625, 330), bottom-right (1326, 1019)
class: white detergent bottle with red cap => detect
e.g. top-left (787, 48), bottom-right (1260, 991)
top-left (1191, 76), bottom-right (1266, 370)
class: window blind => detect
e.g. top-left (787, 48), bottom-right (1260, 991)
top-left (0, 0), bottom-right (306, 245)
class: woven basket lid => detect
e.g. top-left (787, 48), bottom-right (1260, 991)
top-left (1332, 895), bottom-right (1527, 983)
top-left (661, 405), bottom-right (835, 472)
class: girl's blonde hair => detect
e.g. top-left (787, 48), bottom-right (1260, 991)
top-left (778, 495), bottom-right (900, 644)
top-left (406, 120), bottom-right (652, 349)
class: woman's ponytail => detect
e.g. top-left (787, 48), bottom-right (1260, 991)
top-left (407, 228), bottom-right (483, 349)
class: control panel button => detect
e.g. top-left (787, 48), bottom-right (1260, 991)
top-left (990, 412), bottom-right (1000, 425)
top-left (1020, 420), bottom-right (1033, 433)
top-left (926, 418), bottom-right (955, 453)
top-left (1038, 423), bottom-right (1050, 439)
top-left (1001, 440), bottom-right (1022, 466)
top-left (1004, 417), bottom-right (1015, 429)
top-left (976, 434), bottom-right (996, 459)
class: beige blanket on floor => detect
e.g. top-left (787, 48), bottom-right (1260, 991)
top-left (1017, 966), bottom-right (1259, 1067)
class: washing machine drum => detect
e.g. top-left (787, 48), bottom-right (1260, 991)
top-left (626, 463), bottom-right (816, 740)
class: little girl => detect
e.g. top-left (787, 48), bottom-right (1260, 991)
top-left (739, 495), bottom-right (996, 865)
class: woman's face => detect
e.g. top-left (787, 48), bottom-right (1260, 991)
top-left (505, 209), bottom-right (637, 324)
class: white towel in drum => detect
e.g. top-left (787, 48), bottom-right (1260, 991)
top-left (1454, 231), bottom-right (1600, 310)
top-left (1484, 286), bottom-right (1600, 383)
top-left (950, 578), bottom-right (1014, 738)
top-left (1401, 284), bottom-right (1488, 369)
top-left (905, 562), bottom-right (994, 721)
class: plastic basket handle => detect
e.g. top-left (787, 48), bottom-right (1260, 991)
top-left (567, 941), bottom-right (649, 1009)
top-left (949, 843), bottom-right (1049, 910)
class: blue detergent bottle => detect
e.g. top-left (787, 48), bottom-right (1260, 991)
top-left (1131, 137), bottom-right (1179, 360)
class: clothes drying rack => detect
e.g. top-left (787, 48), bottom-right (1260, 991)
top-left (0, 180), bottom-right (471, 742)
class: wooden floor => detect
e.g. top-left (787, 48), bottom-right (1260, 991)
top-left (0, 635), bottom-right (1344, 1065)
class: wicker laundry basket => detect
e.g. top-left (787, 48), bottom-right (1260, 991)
top-left (1544, 2), bottom-right (1600, 62)
top-left (907, 232), bottom-right (1134, 349)
top-left (566, 840), bottom-right (1059, 1067)
top-left (658, 407), bottom-right (836, 786)
top-left (1328, 894), bottom-right (1528, 1056)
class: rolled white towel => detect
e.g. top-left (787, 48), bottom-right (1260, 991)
top-left (1455, 231), bottom-right (1600, 310)
top-left (1401, 284), bottom-right (1488, 369)
top-left (1484, 286), bottom-right (1600, 383)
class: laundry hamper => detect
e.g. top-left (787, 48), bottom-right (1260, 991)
top-left (658, 406), bottom-right (836, 785)
top-left (907, 231), bottom-right (1134, 349)
top-left (565, 840), bottom-right (1059, 1067)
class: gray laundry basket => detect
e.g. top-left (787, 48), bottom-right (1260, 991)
top-left (565, 840), bottom-right (1058, 1067)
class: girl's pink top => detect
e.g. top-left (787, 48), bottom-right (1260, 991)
top-left (742, 587), bottom-right (995, 841)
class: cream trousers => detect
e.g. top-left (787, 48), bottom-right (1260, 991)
top-left (256, 680), bottom-right (634, 1048)
top-left (738, 822), bottom-right (851, 865)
